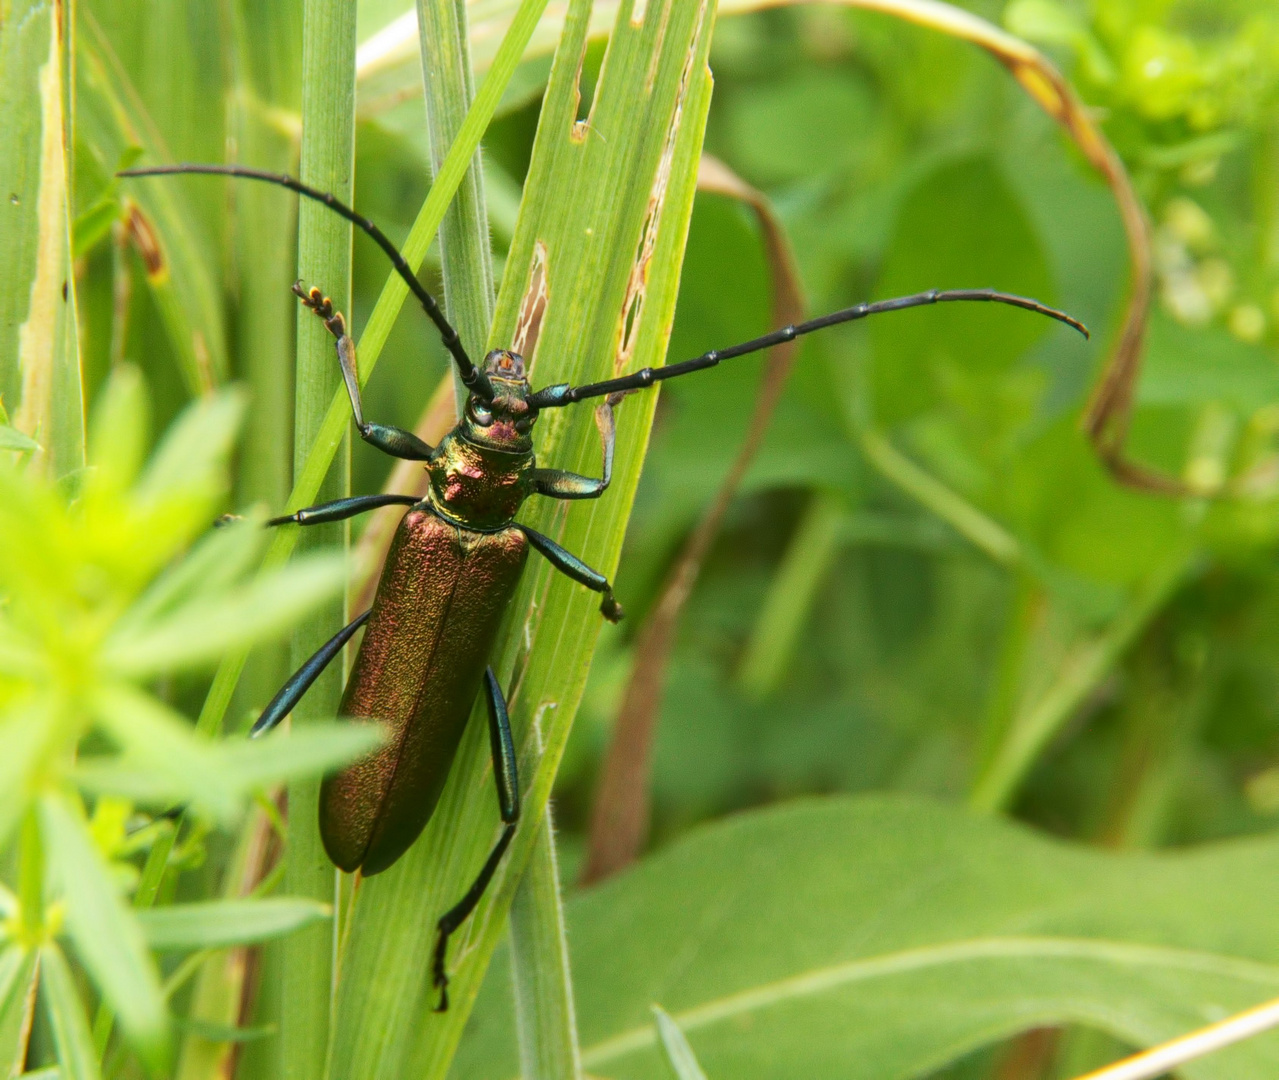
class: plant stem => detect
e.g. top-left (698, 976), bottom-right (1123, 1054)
top-left (510, 806), bottom-right (582, 1080)
top-left (283, 3), bottom-right (356, 1079)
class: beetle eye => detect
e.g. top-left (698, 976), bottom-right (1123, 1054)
top-left (471, 401), bottom-right (494, 426)
top-left (515, 417), bottom-right (533, 434)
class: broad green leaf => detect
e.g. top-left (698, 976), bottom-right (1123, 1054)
top-left (457, 798), bottom-right (1279, 1080)
top-left (39, 794), bottom-right (167, 1069)
top-left (652, 1006), bottom-right (709, 1080)
top-left (0, 945), bottom-right (38, 1077)
top-left (138, 899), bottom-right (331, 950)
top-left (870, 155), bottom-right (1053, 437)
top-left (40, 945), bottom-right (102, 1080)
top-left (101, 554), bottom-right (346, 676)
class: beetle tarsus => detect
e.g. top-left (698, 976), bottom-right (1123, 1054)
top-left (600, 592), bottom-right (624, 623)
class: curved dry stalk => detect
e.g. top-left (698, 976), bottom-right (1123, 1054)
top-left (580, 154), bottom-right (805, 885)
top-left (1068, 994), bottom-right (1279, 1080)
top-left (728, 0), bottom-right (1169, 492)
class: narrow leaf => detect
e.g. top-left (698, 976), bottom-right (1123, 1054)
top-left (102, 554), bottom-right (346, 677)
top-left (39, 795), bottom-right (168, 1069)
top-left (138, 899), bottom-right (331, 951)
top-left (40, 945), bottom-right (102, 1080)
top-left (219, 722), bottom-right (387, 789)
top-left (0, 945), bottom-right (38, 1077)
top-left (0, 426), bottom-right (39, 452)
top-left (93, 683), bottom-right (241, 823)
top-left (134, 389), bottom-right (246, 505)
top-left (652, 1006), bottom-right (709, 1080)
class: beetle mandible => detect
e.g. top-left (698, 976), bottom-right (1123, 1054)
top-left (121, 163), bottom-right (1088, 1009)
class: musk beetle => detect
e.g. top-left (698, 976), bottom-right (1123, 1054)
top-left (120, 163), bottom-right (1088, 1009)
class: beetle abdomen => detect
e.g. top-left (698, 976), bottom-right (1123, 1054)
top-left (319, 508), bottom-right (528, 875)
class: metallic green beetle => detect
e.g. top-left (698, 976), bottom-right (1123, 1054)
top-left (121, 163), bottom-right (1088, 1009)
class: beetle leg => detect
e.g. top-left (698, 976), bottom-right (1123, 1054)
top-left (530, 396), bottom-right (619, 500)
top-left (266, 493), bottom-right (418, 527)
top-left (294, 281), bottom-right (436, 461)
top-left (520, 525), bottom-right (624, 622)
top-left (250, 610), bottom-right (371, 737)
top-left (432, 668), bottom-right (520, 1012)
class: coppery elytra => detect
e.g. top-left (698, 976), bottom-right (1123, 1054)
top-left (120, 163), bottom-right (1088, 1010)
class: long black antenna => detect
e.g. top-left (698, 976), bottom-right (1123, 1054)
top-left (529, 288), bottom-right (1089, 408)
top-left (119, 163), bottom-right (488, 394)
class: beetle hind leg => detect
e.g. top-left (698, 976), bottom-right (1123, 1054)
top-left (432, 667), bottom-right (521, 1012)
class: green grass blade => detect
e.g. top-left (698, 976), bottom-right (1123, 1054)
top-left (42, 945), bottom-right (103, 1080)
top-left (0, 945), bottom-right (38, 1076)
top-left (329, 0), bottom-right (719, 1075)
top-left (40, 795), bottom-right (167, 1072)
top-left (229, 0), bottom-right (303, 527)
top-left (0, 0), bottom-right (83, 478)
top-left (968, 555), bottom-right (1190, 813)
top-left (77, 11), bottom-right (228, 394)
top-left (510, 808), bottom-right (583, 1080)
top-left (652, 1005), bottom-right (710, 1080)
top-left (282, 2), bottom-right (358, 1077)
top-left (416, 2), bottom-right (583, 1074)
top-left (416, 0), bottom-right (496, 406)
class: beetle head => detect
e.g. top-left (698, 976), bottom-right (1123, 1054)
top-left (462, 349), bottom-right (537, 452)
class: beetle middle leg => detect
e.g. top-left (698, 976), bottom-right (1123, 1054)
top-left (432, 666), bottom-right (520, 1012)
top-left (251, 610), bottom-right (371, 736)
top-left (520, 525), bottom-right (624, 622)
top-left (267, 493), bottom-right (419, 527)
top-left (294, 281), bottom-right (437, 461)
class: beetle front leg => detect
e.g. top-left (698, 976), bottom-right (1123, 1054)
top-left (531, 395), bottom-right (620, 500)
top-left (432, 667), bottom-right (520, 1012)
top-left (520, 525), bottom-right (624, 622)
top-left (294, 281), bottom-right (436, 460)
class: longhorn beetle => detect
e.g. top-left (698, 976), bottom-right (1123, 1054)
top-left (120, 163), bottom-right (1088, 1010)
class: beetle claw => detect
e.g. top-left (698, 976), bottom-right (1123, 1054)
top-left (600, 593), bottom-right (624, 623)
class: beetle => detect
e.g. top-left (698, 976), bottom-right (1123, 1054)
top-left (121, 163), bottom-right (1088, 1009)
